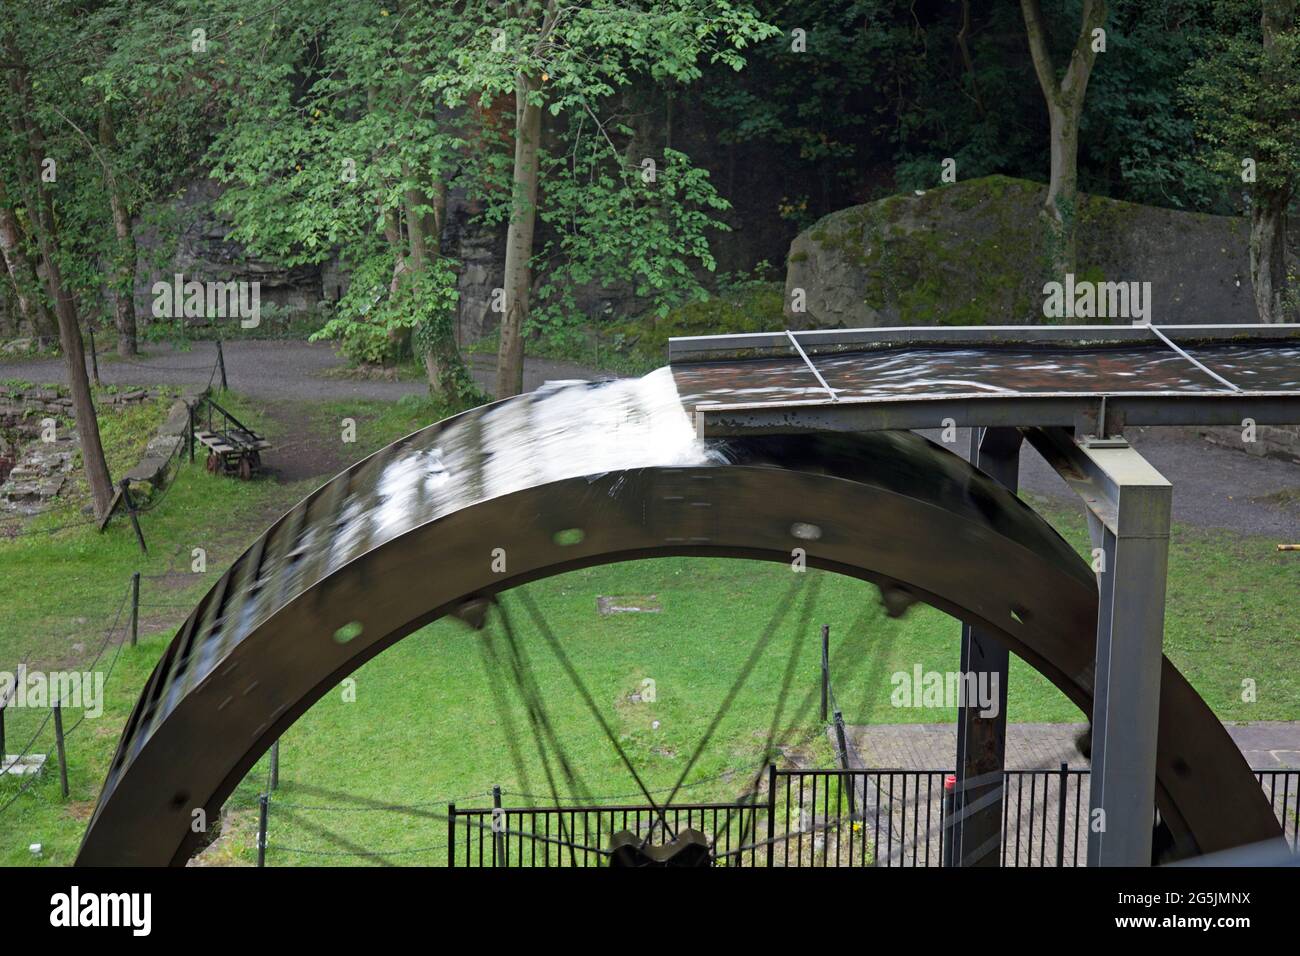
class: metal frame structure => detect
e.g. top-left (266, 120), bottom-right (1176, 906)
top-left (76, 324), bottom-right (1295, 866)
top-left (952, 426), bottom-right (1019, 867)
top-left (1025, 427), bottom-right (1171, 866)
top-left (681, 324), bottom-right (1300, 437)
top-left (685, 322), bottom-right (1299, 868)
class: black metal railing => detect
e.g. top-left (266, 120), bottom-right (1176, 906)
top-left (444, 766), bottom-right (1299, 867)
top-left (446, 798), bottom-right (767, 868)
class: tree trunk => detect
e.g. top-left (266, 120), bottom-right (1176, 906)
top-left (1043, 101), bottom-right (1080, 274)
top-left (1020, 0), bottom-right (1107, 278)
top-left (498, 72), bottom-right (542, 400)
top-left (403, 171), bottom-right (430, 273)
top-left (956, 0), bottom-right (987, 119)
top-left (37, 208), bottom-right (115, 518)
top-left (0, 276), bottom-right (14, 338)
top-left (0, 183), bottom-right (56, 344)
top-left (4, 52), bottom-right (115, 518)
top-left (99, 105), bottom-right (138, 356)
top-left (418, 180), bottom-right (459, 393)
top-left (1250, 197), bottom-right (1289, 323)
top-left (1251, 1), bottom-right (1299, 322)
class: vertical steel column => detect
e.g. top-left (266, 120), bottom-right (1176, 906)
top-left (1087, 444), bottom-right (1170, 866)
top-left (1024, 428), bottom-right (1171, 867)
top-left (952, 427), bottom-right (1019, 866)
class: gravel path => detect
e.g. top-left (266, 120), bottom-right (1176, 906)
top-left (4, 340), bottom-right (1296, 537)
top-left (1020, 425), bottom-right (1300, 539)
top-left (929, 425), bottom-right (1296, 540)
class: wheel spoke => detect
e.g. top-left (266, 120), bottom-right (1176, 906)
top-left (514, 587), bottom-right (678, 844)
top-left (717, 574), bottom-right (821, 855)
top-left (474, 624), bottom-right (540, 804)
top-left (655, 573), bottom-right (805, 846)
top-left (494, 598), bottom-right (589, 865)
top-left (729, 595), bottom-right (909, 862)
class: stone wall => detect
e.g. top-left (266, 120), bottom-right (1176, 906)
top-left (130, 173), bottom-right (511, 346)
top-left (0, 384), bottom-right (168, 511)
top-left (1, 383), bottom-right (162, 447)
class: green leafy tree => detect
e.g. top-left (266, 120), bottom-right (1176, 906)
top-left (0, 7), bottom-right (117, 516)
top-left (529, 140), bottom-right (733, 349)
top-left (433, 0), bottom-right (778, 397)
top-left (186, 0), bottom-right (478, 399)
top-left (83, 1), bottom-right (216, 355)
top-left (1186, 0), bottom-right (1300, 322)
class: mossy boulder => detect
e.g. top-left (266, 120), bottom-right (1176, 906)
top-left (784, 175), bottom-right (1272, 328)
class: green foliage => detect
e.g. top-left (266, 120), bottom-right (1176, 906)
top-left (1184, 1), bottom-right (1300, 207)
top-left (312, 254), bottom-right (457, 369)
top-left (530, 142), bottom-right (732, 350)
top-left (431, 1), bottom-right (779, 111)
top-left (606, 274), bottom-right (785, 372)
top-left (201, 1), bottom-right (464, 266)
top-left (1082, 2), bottom-right (1222, 209)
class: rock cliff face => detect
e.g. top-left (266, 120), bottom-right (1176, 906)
top-left (133, 178), bottom-right (325, 326)
top-left (784, 175), bottom-right (1294, 329)
top-left (130, 175), bottom-right (511, 345)
top-left (440, 189), bottom-right (506, 346)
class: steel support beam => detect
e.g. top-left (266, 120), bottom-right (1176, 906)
top-left (952, 427), bottom-right (1019, 867)
top-left (694, 392), bottom-right (1300, 438)
top-left (1024, 427), bottom-right (1172, 867)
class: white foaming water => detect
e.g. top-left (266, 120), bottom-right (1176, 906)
top-left (482, 366), bottom-right (714, 498)
top-left (369, 366), bottom-right (713, 537)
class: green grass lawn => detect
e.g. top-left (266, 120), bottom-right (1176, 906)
top-left (0, 391), bottom-right (1294, 866)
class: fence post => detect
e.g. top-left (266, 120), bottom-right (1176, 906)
top-left (187, 402), bottom-right (195, 463)
top-left (447, 803), bottom-right (457, 868)
top-left (492, 784), bottom-right (505, 867)
top-left (52, 700), bottom-right (69, 798)
top-left (766, 763), bottom-right (777, 868)
top-left (88, 327), bottom-right (100, 387)
top-left (0, 696), bottom-right (6, 769)
top-left (129, 571), bottom-right (140, 647)
top-left (257, 793), bottom-right (269, 867)
top-left (1056, 762), bottom-right (1068, 867)
top-left (820, 624), bottom-right (830, 723)
top-left (832, 711), bottom-right (857, 817)
top-left (270, 739), bottom-right (279, 791)
top-left (216, 339), bottom-right (228, 391)
top-left (941, 773), bottom-right (957, 867)
top-left (118, 479), bottom-right (147, 554)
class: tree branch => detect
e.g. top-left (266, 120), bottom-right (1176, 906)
top-left (1019, 0), bottom-right (1059, 110)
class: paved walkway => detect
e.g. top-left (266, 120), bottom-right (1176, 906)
top-left (835, 722), bottom-right (1299, 865)
top-left (0, 339), bottom-right (607, 402)
top-left (923, 425), bottom-right (1300, 540)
